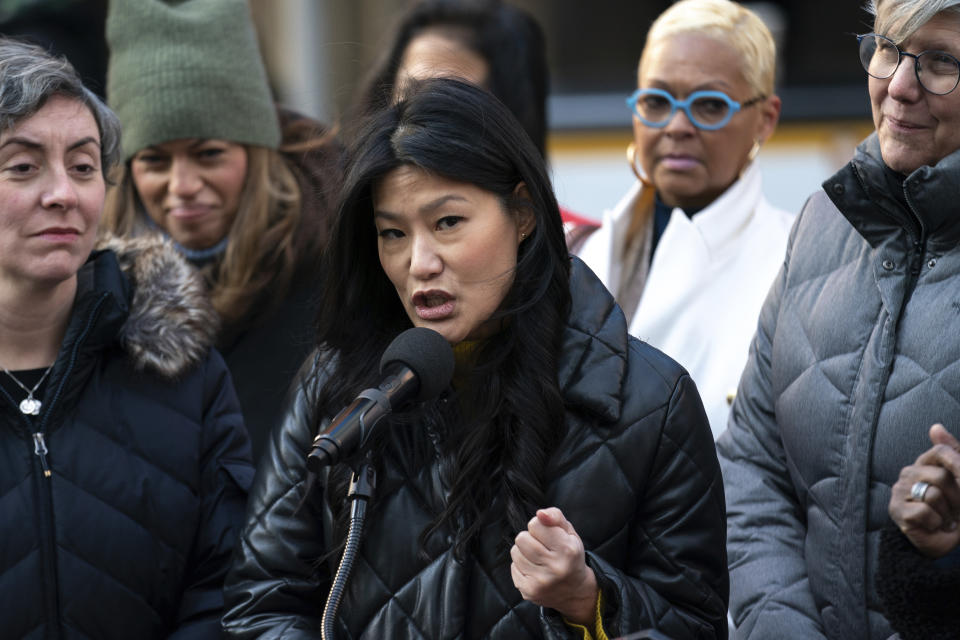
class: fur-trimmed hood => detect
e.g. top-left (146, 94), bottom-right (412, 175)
top-left (96, 233), bottom-right (219, 379)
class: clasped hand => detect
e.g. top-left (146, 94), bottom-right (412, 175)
top-left (510, 507), bottom-right (599, 626)
top-left (889, 423), bottom-right (960, 557)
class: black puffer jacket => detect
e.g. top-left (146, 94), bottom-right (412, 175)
top-left (0, 236), bottom-right (254, 639)
top-left (222, 259), bottom-right (728, 639)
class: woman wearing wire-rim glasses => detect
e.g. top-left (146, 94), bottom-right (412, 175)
top-left (717, 1), bottom-right (960, 638)
top-left (568, 0), bottom-right (793, 440)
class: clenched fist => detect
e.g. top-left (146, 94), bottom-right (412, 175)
top-left (510, 507), bottom-right (599, 626)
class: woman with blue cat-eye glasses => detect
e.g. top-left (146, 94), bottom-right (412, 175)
top-left (568, 0), bottom-right (794, 440)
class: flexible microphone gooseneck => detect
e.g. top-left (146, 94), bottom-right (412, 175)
top-left (315, 327), bottom-right (454, 640)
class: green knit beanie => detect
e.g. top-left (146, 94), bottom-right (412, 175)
top-left (106, 0), bottom-right (281, 161)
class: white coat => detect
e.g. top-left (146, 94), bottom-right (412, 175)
top-left (576, 162), bottom-right (794, 437)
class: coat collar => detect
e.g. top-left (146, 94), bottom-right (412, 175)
top-left (824, 132), bottom-right (960, 250)
top-left (556, 257), bottom-right (629, 423)
top-left (3, 235), bottom-right (218, 429)
top-left (666, 160), bottom-right (764, 256)
top-left (590, 163), bottom-right (765, 288)
top-left (88, 234), bottom-right (218, 379)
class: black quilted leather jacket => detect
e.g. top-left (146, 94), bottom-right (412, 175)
top-left (223, 258), bottom-right (728, 639)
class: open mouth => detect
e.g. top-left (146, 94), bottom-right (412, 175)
top-left (415, 292), bottom-right (449, 306)
top-left (412, 290), bottom-right (455, 320)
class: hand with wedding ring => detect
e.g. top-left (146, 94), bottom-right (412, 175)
top-left (888, 424), bottom-right (960, 558)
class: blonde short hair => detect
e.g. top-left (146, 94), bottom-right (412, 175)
top-left (867, 0), bottom-right (960, 43)
top-left (640, 0), bottom-right (777, 97)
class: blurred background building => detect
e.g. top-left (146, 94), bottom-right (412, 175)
top-left (1, 0), bottom-right (876, 217)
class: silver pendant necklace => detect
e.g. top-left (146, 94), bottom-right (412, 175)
top-left (1, 365), bottom-right (53, 416)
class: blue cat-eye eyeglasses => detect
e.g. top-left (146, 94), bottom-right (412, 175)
top-left (626, 88), bottom-right (765, 131)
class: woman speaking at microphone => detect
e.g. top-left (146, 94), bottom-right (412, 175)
top-left (223, 79), bottom-right (727, 639)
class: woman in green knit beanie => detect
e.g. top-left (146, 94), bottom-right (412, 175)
top-left (101, 0), bottom-right (341, 462)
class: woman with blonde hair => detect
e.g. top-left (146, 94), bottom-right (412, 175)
top-left (102, 0), bottom-right (340, 460)
top-left (570, 0), bottom-right (792, 437)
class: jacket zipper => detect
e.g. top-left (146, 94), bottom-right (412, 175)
top-left (33, 433), bottom-right (51, 478)
top-left (30, 291), bottom-right (110, 639)
top-left (902, 183), bottom-right (927, 277)
top-left (33, 436), bottom-right (60, 640)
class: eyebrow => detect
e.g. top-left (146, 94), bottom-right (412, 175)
top-left (68, 137), bottom-right (101, 151)
top-left (914, 41), bottom-right (959, 54)
top-left (0, 135), bottom-right (101, 152)
top-left (374, 194), bottom-right (470, 220)
top-left (419, 194), bottom-right (468, 213)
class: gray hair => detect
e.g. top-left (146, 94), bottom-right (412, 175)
top-left (866, 0), bottom-right (960, 42)
top-left (0, 37), bottom-right (121, 178)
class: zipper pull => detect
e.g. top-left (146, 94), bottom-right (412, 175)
top-left (33, 433), bottom-right (51, 478)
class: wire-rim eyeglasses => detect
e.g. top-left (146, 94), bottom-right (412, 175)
top-left (857, 33), bottom-right (960, 95)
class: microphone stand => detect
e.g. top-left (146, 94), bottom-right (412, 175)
top-left (321, 460), bottom-right (376, 640)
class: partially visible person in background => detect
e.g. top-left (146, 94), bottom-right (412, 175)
top-left (0, 37), bottom-right (252, 639)
top-left (569, 0), bottom-right (792, 437)
top-left (718, 0), bottom-right (960, 637)
top-left (355, 0), bottom-right (547, 156)
top-left (353, 0), bottom-right (595, 227)
top-left (101, 0), bottom-right (341, 461)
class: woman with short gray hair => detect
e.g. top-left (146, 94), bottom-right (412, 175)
top-left (718, 0), bottom-right (960, 638)
top-left (0, 37), bottom-right (252, 639)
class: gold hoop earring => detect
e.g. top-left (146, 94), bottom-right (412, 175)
top-left (739, 139), bottom-right (762, 180)
top-left (626, 142), bottom-right (653, 186)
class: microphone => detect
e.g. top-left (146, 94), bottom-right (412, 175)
top-left (307, 327), bottom-right (455, 472)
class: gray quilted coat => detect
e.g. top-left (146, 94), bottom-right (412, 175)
top-left (223, 258), bottom-right (728, 639)
top-left (717, 133), bottom-right (960, 639)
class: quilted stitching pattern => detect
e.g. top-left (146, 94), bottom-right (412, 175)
top-left (0, 252), bottom-right (250, 640)
top-left (721, 137), bottom-right (960, 640)
top-left (223, 260), bottom-right (728, 639)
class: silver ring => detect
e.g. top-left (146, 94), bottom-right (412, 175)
top-left (910, 481), bottom-right (931, 502)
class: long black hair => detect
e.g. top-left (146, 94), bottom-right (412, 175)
top-left (310, 78), bottom-right (570, 557)
top-left (352, 0), bottom-right (549, 158)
